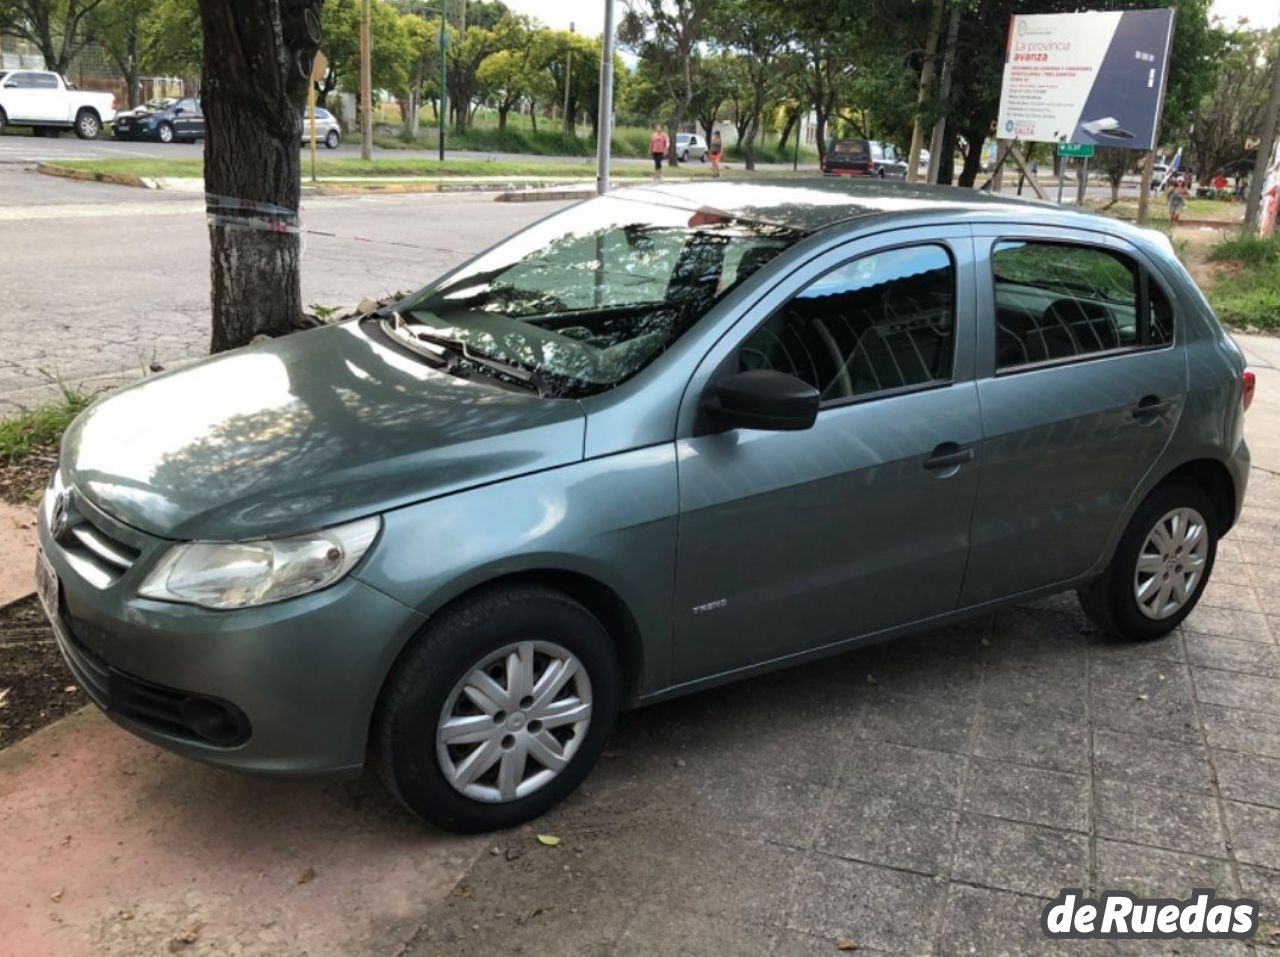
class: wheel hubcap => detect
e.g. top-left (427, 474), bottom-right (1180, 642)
top-left (436, 640), bottom-right (592, 804)
top-left (1133, 506), bottom-right (1209, 620)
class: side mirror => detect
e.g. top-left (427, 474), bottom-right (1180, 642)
top-left (706, 370), bottom-right (819, 432)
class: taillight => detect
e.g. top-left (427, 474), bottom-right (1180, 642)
top-left (1242, 370), bottom-right (1255, 412)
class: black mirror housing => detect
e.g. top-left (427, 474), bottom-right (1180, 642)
top-left (708, 370), bottom-right (820, 432)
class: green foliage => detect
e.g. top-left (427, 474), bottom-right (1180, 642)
top-left (139, 0), bottom-right (200, 77)
top-left (1206, 233), bottom-right (1280, 331)
top-left (1207, 233), bottom-right (1280, 268)
top-left (318, 0), bottom-right (413, 101)
top-left (0, 385), bottom-right (93, 463)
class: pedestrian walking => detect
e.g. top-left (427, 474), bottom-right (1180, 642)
top-left (709, 129), bottom-right (723, 179)
top-left (650, 124), bottom-right (669, 180)
top-left (1168, 175), bottom-right (1190, 225)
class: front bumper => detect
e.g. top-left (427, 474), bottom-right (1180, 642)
top-left (36, 486), bottom-right (425, 776)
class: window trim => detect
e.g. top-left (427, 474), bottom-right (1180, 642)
top-left (736, 240), bottom-right (960, 409)
top-left (989, 236), bottom-right (1175, 377)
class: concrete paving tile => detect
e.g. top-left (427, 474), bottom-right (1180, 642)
top-left (853, 689), bottom-right (977, 754)
top-left (1197, 581), bottom-right (1263, 614)
top-left (1209, 560), bottom-right (1255, 588)
top-left (951, 813), bottom-right (1087, 898)
top-left (1238, 865), bottom-right (1280, 922)
top-left (614, 905), bottom-right (780, 957)
top-left (1181, 606), bottom-right (1275, 644)
top-left (1192, 667), bottom-right (1280, 716)
top-left (1095, 838), bottom-right (1236, 899)
top-left (0, 502), bottom-right (39, 606)
top-left (788, 854), bottom-right (945, 954)
top-left (972, 708), bottom-right (1089, 774)
top-left (1223, 801), bottom-right (1280, 869)
top-left (1089, 683), bottom-right (1201, 744)
top-left (962, 758), bottom-right (1089, 832)
top-left (1200, 703), bottom-right (1280, 761)
top-left (688, 771), bottom-right (831, 849)
top-left (1212, 749), bottom-right (1280, 810)
top-left (1088, 629), bottom-right (1186, 663)
top-left (1091, 728), bottom-right (1214, 795)
top-left (939, 885), bottom-right (1066, 957)
top-left (815, 791), bottom-right (957, 876)
top-left (1088, 654), bottom-right (1188, 697)
top-left (1095, 780), bottom-right (1226, 858)
top-left (978, 664), bottom-right (1088, 721)
top-left (1185, 633), bottom-right (1280, 679)
top-left (837, 740), bottom-right (968, 809)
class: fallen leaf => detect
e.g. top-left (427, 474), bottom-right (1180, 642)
top-left (64, 686), bottom-right (77, 693)
top-left (117, 909), bottom-right (135, 921)
top-left (536, 834), bottom-right (561, 847)
top-left (1137, 693), bottom-right (1149, 701)
top-left (453, 884), bottom-right (474, 899)
top-left (60, 835), bottom-right (72, 848)
top-left (505, 848), bottom-right (523, 862)
top-left (980, 637), bottom-right (992, 647)
top-left (836, 940), bottom-right (859, 951)
top-left (50, 888), bottom-right (64, 903)
top-left (865, 674), bottom-right (878, 685)
top-left (168, 920), bottom-right (203, 951)
top-left (297, 866), bottom-right (316, 885)
top-left (0, 688), bottom-right (9, 709)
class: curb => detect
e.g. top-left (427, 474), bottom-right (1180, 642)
top-left (36, 162), bottom-right (157, 190)
top-left (495, 187), bottom-right (596, 203)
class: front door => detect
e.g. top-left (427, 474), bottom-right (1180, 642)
top-left (673, 232), bottom-right (982, 683)
top-left (960, 228), bottom-right (1187, 606)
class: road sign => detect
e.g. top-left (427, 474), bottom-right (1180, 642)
top-left (1058, 143), bottom-right (1095, 158)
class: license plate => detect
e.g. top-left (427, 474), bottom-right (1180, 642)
top-left (35, 547), bottom-right (59, 620)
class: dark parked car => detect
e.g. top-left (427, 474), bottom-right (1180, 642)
top-left (113, 97), bottom-right (203, 143)
top-left (37, 181), bottom-right (1252, 833)
top-left (823, 138), bottom-right (908, 178)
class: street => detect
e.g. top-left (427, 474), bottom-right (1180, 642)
top-left (0, 164), bottom-right (568, 411)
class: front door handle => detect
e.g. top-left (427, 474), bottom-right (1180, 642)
top-left (923, 443), bottom-right (975, 471)
top-left (1132, 395), bottom-right (1173, 420)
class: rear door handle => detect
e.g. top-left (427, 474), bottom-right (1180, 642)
top-left (923, 444), bottom-right (975, 471)
top-left (1132, 396), bottom-right (1173, 420)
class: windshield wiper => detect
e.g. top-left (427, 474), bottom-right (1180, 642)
top-left (384, 312), bottom-right (543, 394)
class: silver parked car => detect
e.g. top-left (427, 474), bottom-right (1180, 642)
top-left (303, 106), bottom-right (342, 149)
top-left (37, 182), bottom-right (1252, 832)
top-left (676, 132), bottom-right (708, 162)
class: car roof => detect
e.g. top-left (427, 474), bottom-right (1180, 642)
top-left (608, 179), bottom-right (1150, 240)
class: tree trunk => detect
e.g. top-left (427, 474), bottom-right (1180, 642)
top-left (498, 104), bottom-right (509, 131)
top-left (197, 0), bottom-right (323, 354)
top-left (955, 121), bottom-right (985, 187)
top-left (407, 56), bottom-right (424, 138)
top-left (529, 100), bottom-right (537, 133)
top-left (778, 108), bottom-right (798, 151)
top-left (743, 117), bottom-right (758, 171)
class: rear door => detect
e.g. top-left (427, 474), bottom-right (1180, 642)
top-left (960, 225), bottom-right (1186, 606)
top-left (30, 72), bottom-right (66, 121)
top-left (672, 227), bottom-right (983, 682)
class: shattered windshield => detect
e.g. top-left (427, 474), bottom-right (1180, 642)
top-left (392, 195), bottom-right (802, 398)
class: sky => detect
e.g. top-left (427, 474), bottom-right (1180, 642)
top-left (507, 0), bottom-right (1280, 35)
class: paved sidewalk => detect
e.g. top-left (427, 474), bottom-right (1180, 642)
top-left (404, 470), bottom-right (1280, 956)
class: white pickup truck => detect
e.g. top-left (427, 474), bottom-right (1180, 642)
top-left (0, 69), bottom-right (116, 139)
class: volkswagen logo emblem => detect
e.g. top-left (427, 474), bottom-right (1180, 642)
top-left (51, 490), bottom-right (74, 544)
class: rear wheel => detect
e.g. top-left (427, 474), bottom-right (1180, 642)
top-left (325, 129), bottom-right (340, 149)
top-left (157, 121), bottom-right (174, 144)
top-left (376, 586), bottom-right (621, 832)
top-left (0, 108), bottom-right (6, 134)
top-left (74, 109), bottom-right (100, 140)
top-left (1078, 480), bottom-right (1217, 641)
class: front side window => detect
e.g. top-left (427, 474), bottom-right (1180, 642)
top-left (392, 196), bottom-right (803, 397)
top-left (32, 73), bottom-right (58, 89)
top-left (740, 244), bottom-right (956, 404)
top-left (992, 240), bottom-right (1172, 370)
top-left (5, 72), bottom-right (33, 88)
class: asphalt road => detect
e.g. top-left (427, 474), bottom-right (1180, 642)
top-left (0, 164), bottom-right (569, 411)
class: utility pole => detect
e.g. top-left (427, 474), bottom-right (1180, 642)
top-left (906, 0), bottom-right (944, 184)
top-left (926, 2), bottom-right (960, 186)
top-left (438, 0), bottom-right (448, 162)
top-left (596, 1), bottom-right (616, 194)
top-left (563, 21), bottom-right (575, 136)
top-left (359, 0), bottom-right (372, 160)
top-left (1246, 51), bottom-right (1280, 232)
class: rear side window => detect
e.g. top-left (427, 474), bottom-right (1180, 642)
top-left (992, 240), bottom-right (1170, 371)
top-left (741, 244), bottom-right (955, 404)
top-left (32, 73), bottom-right (58, 89)
top-left (832, 139), bottom-right (868, 156)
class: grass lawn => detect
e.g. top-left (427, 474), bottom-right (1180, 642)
top-left (1202, 232), bottom-right (1280, 334)
top-left (1087, 195), bottom-right (1244, 225)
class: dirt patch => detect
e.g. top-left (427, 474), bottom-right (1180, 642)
top-left (0, 595), bottom-right (77, 750)
top-left (0, 443), bottom-right (55, 508)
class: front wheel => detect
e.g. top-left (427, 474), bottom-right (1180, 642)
top-left (0, 108), bottom-right (6, 134)
top-left (376, 586), bottom-right (621, 832)
top-left (157, 121), bottom-right (174, 144)
top-left (325, 129), bottom-right (340, 149)
top-left (74, 109), bottom-right (100, 140)
top-left (1079, 480), bottom-right (1218, 641)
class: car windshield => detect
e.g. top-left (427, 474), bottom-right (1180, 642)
top-left (392, 195), bottom-right (803, 398)
top-left (831, 139), bottom-right (869, 157)
top-left (140, 98), bottom-right (176, 111)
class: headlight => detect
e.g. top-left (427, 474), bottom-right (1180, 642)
top-left (138, 516), bottom-right (380, 610)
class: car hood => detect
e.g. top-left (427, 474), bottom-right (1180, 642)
top-left (61, 322), bottom-right (586, 541)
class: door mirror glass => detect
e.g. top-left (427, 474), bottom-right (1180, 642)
top-left (708, 370), bottom-right (819, 432)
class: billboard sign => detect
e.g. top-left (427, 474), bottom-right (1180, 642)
top-left (997, 9), bottom-right (1175, 151)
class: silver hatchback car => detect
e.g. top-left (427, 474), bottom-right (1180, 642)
top-left (303, 105), bottom-right (342, 149)
top-left (36, 182), bottom-right (1252, 832)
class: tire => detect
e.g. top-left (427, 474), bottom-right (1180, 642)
top-left (679, 151), bottom-right (687, 162)
top-left (0, 108), bottom-right (6, 134)
top-left (157, 121), bottom-right (174, 144)
top-left (700, 152), bottom-right (707, 164)
top-left (325, 129), bottom-right (340, 149)
top-left (376, 585), bottom-right (622, 832)
top-left (1078, 480), bottom-right (1218, 641)
top-left (74, 109), bottom-right (100, 140)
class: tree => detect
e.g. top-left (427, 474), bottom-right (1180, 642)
top-left (141, 0), bottom-right (202, 79)
top-left (690, 52), bottom-right (735, 141)
top-left (86, 0), bottom-right (149, 107)
top-left (315, 0), bottom-right (410, 110)
top-left (0, 0), bottom-right (108, 73)
top-left (710, 0), bottom-right (791, 169)
top-left (197, 0), bottom-right (324, 352)
top-left (475, 18), bottom-right (549, 131)
top-left (1188, 26), bottom-right (1278, 184)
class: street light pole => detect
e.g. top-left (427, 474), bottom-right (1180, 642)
top-left (596, 0), bottom-right (616, 194)
top-left (359, 0), bottom-right (372, 161)
top-left (438, 0), bottom-right (448, 162)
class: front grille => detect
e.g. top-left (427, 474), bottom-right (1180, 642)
top-left (55, 606), bottom-right (250, 748)
top-left (46, 483), bottom-right (144, 589)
